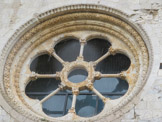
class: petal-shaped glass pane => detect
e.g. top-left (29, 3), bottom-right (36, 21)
top-left (54, 39), bottom-right (80, 62)
top-left (42, 94), bottom-right (66, 117)
top-left (83, 38), bottom-right (111, 61)
top-left (75, 95), bottom-right (104, 117)
top-left (26, 86), bottom-right (69, 117)
top-left (66, 94), bottom-right (104, 117)
top-left (62, 89), bottom-right (104, 117)
top-left (30, 54), bottom-right (62, 74)
top-left (25, 78), bottom-right (61, 99)
top-left (96, 54), bottom-right (131, 74)
top-left (94, 78), bottom-right (128, 99)
top-left (97, 98), bottom-right (104, 114)
top-left (76, 95), bottom-right (96, 117)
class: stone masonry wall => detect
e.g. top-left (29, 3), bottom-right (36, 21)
top-left (0, 0), bottom-right (162, 121)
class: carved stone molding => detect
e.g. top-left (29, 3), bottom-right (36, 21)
top-left (0, 4), bottom-right (152, 122)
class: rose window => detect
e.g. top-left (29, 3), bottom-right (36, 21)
top-left (0, 5), bottom-right (150, 122)
top-left (26, 37), bottom-right (130, 117)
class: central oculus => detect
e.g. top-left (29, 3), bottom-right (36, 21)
top-left (68, 68), bottom-right (88, 83)
top-left (60, 61), bottom-right (95, 90)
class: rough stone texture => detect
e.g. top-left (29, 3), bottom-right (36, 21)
top-left (0, 106), bottom-right (14, 122)
top-left (0, 0), bottom-right (162, 122)
top-left (121, 80), bottom-right (162, 121)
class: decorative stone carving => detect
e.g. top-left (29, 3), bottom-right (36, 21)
top-left (0, 4), bottom-right (152, 122)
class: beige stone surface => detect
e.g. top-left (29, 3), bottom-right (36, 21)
top-left (0, 0), bottom-right (162, 122)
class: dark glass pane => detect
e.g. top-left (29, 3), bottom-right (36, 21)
top-left (42, 94), bottom-right (66, 117)
top-left (30, 54), bottom-right (62, 74)
top-left (54, 39), bottom-right (80, 62)
top-left (97, 98), bottom-right (104, 114)
top-left (80, 89), bottom-right (92, 93)
top-left (26, 94), bottom-right (44, 101)
top-left (160, 63), bottom-right (162, 69)
top-left (65, 93), bottom-right (104, 117)
top-left (96, 54), bottom-right (131, 74)
top-left (65, 95), bottom-right (72, 115)
top-left (75, 95), bottom-right (96, 117)
top-left (105, 95), bottom-right (122, 100)
top-left (26, 89), bottom-right (69, 117)
top-left (68, 69), bottom-right (88, 83)
top-left (94, 78), bottom-right (128, 99)
top-left (25, 78), bottom-right (61, 99)
top-left (94, 78), bottom-right (128, 93)
top-left (75, 95), bottom-right (104, 117)
top-left (83, 38), bottom-right (111, 61)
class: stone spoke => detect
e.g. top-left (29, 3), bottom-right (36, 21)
top-left (77, 39), bottom-right (86, 60)
top-left (92, 87), bottom-right (107, 103)
top-left (94, 51), bottom-right (110, 65)
top-left (39, 87), bottom-right (61, 104)
top-left (86, 83), bottom-right (107, 103)
top-left (71, 94), bottom-right (77, 110)
top-left (68, 88), bottom-right (79, 113)
top-left (95, 71), bottom-right (127, 80)
top-left (79, 43), bottom-right (85, 58)
top-left (101, 74), bottom-right (120, 77)
top-left (30, 72), bottom-right (60, 80)
top-left (52, 52), bottom-right (65, 64)
top-left (39, 83), bottom-right (65, 104)
top-left (95, 71), bottom-right (121, 79)
top-left (94, 46), bottom-right (116, 66)
top-left (47, 48), bottom-right (65, 65)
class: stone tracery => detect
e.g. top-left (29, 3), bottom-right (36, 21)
top-left (0, 4), bottom-right (151, 122)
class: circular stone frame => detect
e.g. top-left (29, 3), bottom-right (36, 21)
top-left (0, 4), bottom-right (152, 122)
top-left (60, 61), bottom-right (95, 90)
